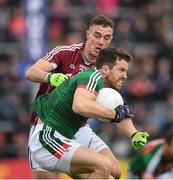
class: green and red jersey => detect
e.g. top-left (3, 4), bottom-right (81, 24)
top-left (32, 67), bottom-right (103, 139)
top-left (129, 139), bottom-right (173, 178)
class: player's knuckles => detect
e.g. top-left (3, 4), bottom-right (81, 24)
top-left (134, 141), bottom-right (138, 146)
top-left (138, 141), bottom-right (145, 145)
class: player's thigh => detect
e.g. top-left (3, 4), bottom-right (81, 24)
top-left (32, 170), bottom-right (56, 179)
top-left (89, 133), bottom-right (121, 176)
top-left (75, 125), bottom-right (119, 167)
top-left (79, 127), bottom-right (119, 168)
top-left (70, 145), bottom-right (112, 175)
top-left (75, 125), bottom-right (120, 177)
top-left (99, 147), bottom-right (121, 173)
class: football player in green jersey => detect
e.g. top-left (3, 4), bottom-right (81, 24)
top-left (29, 47), bottom-right (149, 179)
top-left (26, 15), bottom-right (118, 179)
top-left (127, 127), bottom-right (173, 179)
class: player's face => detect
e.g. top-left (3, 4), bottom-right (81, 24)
top-left (106, 59), bottom-right (128, 90)
top-left (86, 25), bottom-right (113, 57)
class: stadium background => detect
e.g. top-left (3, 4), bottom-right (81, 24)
top-left (0, 0), bottom-right (173, 178)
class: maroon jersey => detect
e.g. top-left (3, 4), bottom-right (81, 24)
top-left (30, 43), bottom-right (94, 124)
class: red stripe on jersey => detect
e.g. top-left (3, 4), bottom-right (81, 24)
top-left (58, 143), bottom-right (70, 153)
top-left (54, 151), bottom-right (62, 159)
top-left (62, 143), bottom-right (70, 149)
top-left (53, 143), bottom-right (70, 159)
top-left (143, 139), bottom-right (164, 155)
top-left (77, 85), bottom-right (98, 95)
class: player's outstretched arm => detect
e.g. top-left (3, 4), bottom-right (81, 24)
top-left (25, 59), bottom-right (68, 86)
top-left (116, 118), bottom-right (149, 149)
top-left (25, 59), bottom-right (54, 83)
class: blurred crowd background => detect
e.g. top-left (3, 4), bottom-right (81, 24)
top-left (0, 0), bottom-right (173, 160)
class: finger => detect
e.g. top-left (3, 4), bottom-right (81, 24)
top-left (138, 141), bottom-right (145, 146)
top-left (134, 141), bottom-right (139, 149)
top-left (142, 132), bottom-right (149, 138)
top-left (144, 132), bottom-right (149, 137)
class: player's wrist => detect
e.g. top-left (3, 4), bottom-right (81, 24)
top-left (130, 131), bottom-right (138, 139)
top-left (111, 104), bottom-right (134, 123)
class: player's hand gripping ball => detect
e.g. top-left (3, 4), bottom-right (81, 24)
top-left (113, 104), bottom-right (134, 123)
top-left (96, 88), bottom-right (124, 121)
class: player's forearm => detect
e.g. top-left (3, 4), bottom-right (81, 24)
top-left (25, 59), bottom-right (54, 83)
top-left (73, 100), bottom-right (116, 122)
top-left (25, 67), bottom-right (48, 83)
top-left (116, 118), bottom-right (138, 138)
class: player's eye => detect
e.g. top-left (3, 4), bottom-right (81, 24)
top-left (104, 35), bottom-right (112, 40)
top-left (94, 33), bottom-right (101, 38)
top-left (95, 35), bottom-right (100, 38)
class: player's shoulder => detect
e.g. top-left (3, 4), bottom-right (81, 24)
top-left (43, 43), bottom-right (83, 61)
top-left (56, 43), bottom-right (83, 52)
top-left (79, 67), bottom-right (101, 79)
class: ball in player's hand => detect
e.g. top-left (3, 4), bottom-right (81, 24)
top-left (96, 88), bottom-right (124, 121)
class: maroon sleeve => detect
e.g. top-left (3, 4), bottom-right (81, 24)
top-left (41, 44), bottom-right (83, 73)
top-left (42, 46), bottom-right (70, 67)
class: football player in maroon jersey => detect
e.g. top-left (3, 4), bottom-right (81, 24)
top-left (26, 15), bottom-right (122, 179)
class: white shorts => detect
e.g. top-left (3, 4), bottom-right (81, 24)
top-left (74, 124), bottom-right (108, 152)
top-left (29, 124), bottom-right (81, 173)
top-left (28, 123), bottom-right (108, 172)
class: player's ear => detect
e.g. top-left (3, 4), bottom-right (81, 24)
top-left (101, 65), bottom-right (110, 75)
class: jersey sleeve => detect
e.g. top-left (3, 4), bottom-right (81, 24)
top-left (42, 46), bottom-right (71, 70)
top-left (76, 70), bottom-right (103, 95)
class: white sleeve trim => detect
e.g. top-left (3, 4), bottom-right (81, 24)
top-left (51, 63), bottom-right (58, 70)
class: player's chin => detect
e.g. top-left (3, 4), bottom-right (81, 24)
top-left (95, 48), bottom-right (101, 54)
top-left (93, 51), bottom-right (99, 56)
top-left (114, 85), bottom-right (121, 91)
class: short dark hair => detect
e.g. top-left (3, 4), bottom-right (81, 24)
top-left (89, 15), bottom-right (115, 31)
top-left (95, 47), bottom-right (133, 69)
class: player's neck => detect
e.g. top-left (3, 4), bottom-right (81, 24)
top-left (81, 50), bottom-right (95, 64)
